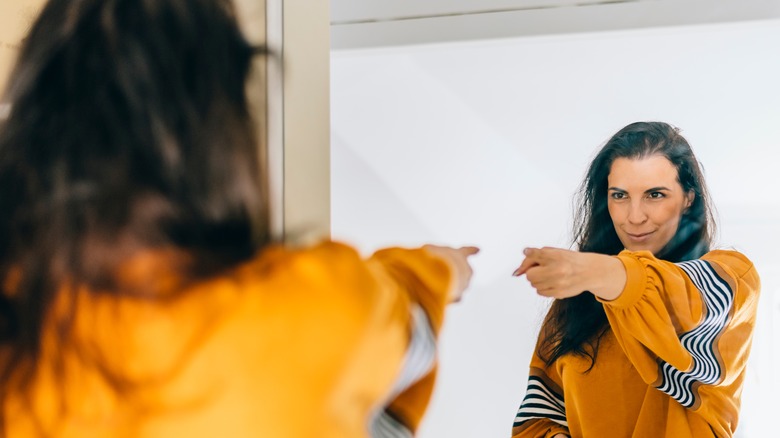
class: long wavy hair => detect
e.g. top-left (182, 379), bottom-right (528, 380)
top-left (538, 121), bottom-right (715, 369)
top-left (0, 0), bottom-right (269, 407)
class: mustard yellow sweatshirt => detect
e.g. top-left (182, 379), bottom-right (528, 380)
top-left (512, 250), bottom-right (760, 438)
top-left (2, 241), bottom-right (453, 437)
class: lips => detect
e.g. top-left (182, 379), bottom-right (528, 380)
top-left (626, 231), bottom-right (654, 242)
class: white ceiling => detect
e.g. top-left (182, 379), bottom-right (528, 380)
top-left (331, 0), bottom-right (780, 49)
top-left (331, 0), bottom-right (610, 24)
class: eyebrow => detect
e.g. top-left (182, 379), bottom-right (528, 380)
top-left (608, 186), bottom-right (673, 193)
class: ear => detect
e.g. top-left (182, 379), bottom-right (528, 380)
top-left (684, 191), bottom-right (695, 211)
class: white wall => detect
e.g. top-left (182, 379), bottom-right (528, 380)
top-left (331, 19), bottom-right (780, 437)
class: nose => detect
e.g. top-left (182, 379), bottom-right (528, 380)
top-left (627, 200), bottom-right (647, 225)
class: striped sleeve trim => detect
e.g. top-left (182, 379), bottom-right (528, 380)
top-left (387, 305), bottom-right (437, 399)
top-left (369, 305), bottom-right (436, 437)
top-left (370, 410), bottom-right (414, 438)
top-left (655, 259), bottom-right (734, 408)
top-left (513, 369), bottom-right (567, 428)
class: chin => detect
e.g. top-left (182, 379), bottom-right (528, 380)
top-left (621, 243), bottom-right (660, 254)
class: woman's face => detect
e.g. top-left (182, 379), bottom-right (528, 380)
top-left (607, 155), bottom-right (693, 255)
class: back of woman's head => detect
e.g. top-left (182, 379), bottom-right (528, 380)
top-left (0, 0), bottom-right (268, 375)
top-left (575, 121), bottom-right (714, 262)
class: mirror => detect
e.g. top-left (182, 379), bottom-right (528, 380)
top-left (331, 11), bottom-right (780, 437)
top-left (0, 1), bottom-right (46, 115)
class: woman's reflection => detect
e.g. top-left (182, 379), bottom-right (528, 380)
top-left (511, 121), bottom-right (760, 437)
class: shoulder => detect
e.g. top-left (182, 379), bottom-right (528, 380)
top-left (297, 240), bottom-right (364, 260)
top-left (267, 240), bottom-right (364, 265)
top-left (700, 249), bottom-right (760, 293)
top-left (240, 240), bottom-right (371, 286)
top-left (226, 240), bottom-right (394, 343)
top-left (222, 241), bottom-right (386, 326)
top-left (701, 249), bottom-right (752, 271)
top-left (284, 240), bottom-right (367, 277)
top-left (701, 249), bottom-right (757, 280)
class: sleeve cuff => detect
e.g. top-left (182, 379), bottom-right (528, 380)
top-left (597, 250), bottom-right (651, 309)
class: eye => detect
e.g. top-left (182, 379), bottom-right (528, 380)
top-left (648, 191), bottom-right (665, 199)
top-left (610, 192), bottom-right (626, 200)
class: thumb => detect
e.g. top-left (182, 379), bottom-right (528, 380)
top-left (512, 247), bottom-right (540, 277)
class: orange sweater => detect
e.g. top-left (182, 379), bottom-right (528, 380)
top-left (512, 250), bottom-right (760, 438)
top-left (2, 241), bottom-right (453, 437)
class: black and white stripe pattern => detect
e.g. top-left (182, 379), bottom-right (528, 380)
top-left (655, 260), bottom-right (734, 408)
top-left (513, 373), bottom-right (567, 428)
top-left (370, 410), bottom-right (414, 438)
top-left (370, 305), bottom-right (436, 437)
top-left (386, 305), bottom-right (437, 398)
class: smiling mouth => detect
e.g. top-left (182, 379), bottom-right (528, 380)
top-left (626, 231), bottom-right (654, 242)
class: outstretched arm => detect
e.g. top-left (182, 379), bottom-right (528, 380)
top-left (367, 245), bottom-right (479, 436)
top-left (513, 247), bottom-right (626, 301)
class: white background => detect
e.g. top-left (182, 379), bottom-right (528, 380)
top-left (331, 19), bottom-right (780, 437)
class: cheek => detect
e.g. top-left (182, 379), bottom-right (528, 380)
top-left (607, 202), bottom-right (622, 225)
top-left (607, 203), bottom-right (633, 235)
top-left (652, 203), bottom-right (685, 230)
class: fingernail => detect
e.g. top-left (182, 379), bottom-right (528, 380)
top-left (512, 269), bottom-right (521, 276)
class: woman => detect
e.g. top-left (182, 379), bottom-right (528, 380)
top-left (0, 0), bottom-right (477, 436)
top-left (511, 122), bottom-right (759, 437)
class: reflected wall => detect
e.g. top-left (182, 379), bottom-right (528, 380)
top-left (331, 19), bottom-right (780, 437)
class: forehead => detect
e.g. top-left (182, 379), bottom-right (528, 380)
top-left (607, 155), bottom-right (681, 190)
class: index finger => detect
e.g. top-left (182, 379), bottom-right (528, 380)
top-left (512, 247), bottom-right (540, 277)
top-left (458, 246), bottom-right (480, 257)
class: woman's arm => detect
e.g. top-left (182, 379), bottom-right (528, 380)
top-left (600, 250), bottom-right (760, 417)
top-left (366, 245), bottom-right (478, 436)
top-left (514, 246), bottom-right (761, 434)
top-left (512, 366), bottom-right (570, 438)
top-left (512, 332), bottom-right (570, 438)
top-left (512, 247), bottom-right (625, 301)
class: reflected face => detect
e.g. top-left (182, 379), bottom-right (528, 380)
top-left (607, 155), bottom-right (693, 255)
